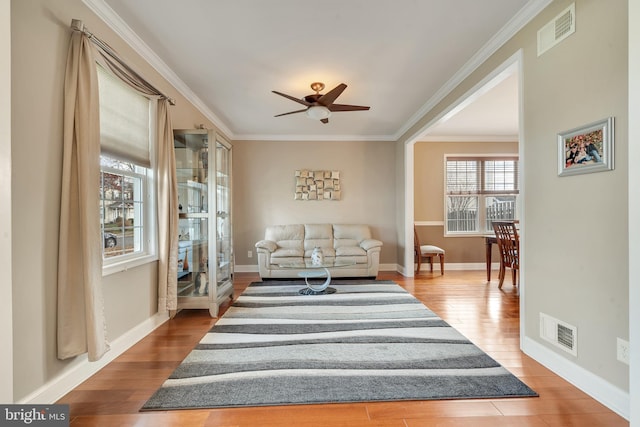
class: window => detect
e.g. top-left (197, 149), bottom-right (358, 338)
top-left (98, 66), bottom-right (157, 273)
top-left (445, 156), bottom-right (519, 235)
top-left (100, 157), bottom-right (146, 257)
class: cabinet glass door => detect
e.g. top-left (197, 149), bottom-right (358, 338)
top-left (174, 131), bottom-right (210, 299)
top-left (216, 140), bottom-right (232, 288)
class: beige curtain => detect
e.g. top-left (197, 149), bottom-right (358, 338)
top-left (157, 100), bottom-right (178, 313)
top-left (58, 24), bottom-right (178, 361)
top-left (58, 31), bottom-right (109, 361)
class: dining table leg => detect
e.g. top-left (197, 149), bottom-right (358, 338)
top-left (485, 237), bottom-right (492, 282)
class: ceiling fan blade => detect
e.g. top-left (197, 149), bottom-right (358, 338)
top-left (320, 118), bottom-right (329, 124)
top-left (274, 108), bottom-right (308, 117)
top-left (328, 103), bottom-right (370, 112)
top-left (317, 83), bottom-right (347, 106)
top-left (272, 90), bottom-right (311, 107)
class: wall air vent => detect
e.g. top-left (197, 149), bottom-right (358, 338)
top-left (537, 3), bottom-right (576, 56)
top-left (540, 312), bottom-right (578, 356)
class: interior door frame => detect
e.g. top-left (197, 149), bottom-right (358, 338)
top-left (403, 50), bottom-right (524, 344)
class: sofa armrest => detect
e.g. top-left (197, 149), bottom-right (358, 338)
top-left (360, 238), bottom-right (383, 251)
top-left (255, 239), bottom-right (277, 252)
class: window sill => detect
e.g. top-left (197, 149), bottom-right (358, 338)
top-left (103, 254), bottom-right (159, 276)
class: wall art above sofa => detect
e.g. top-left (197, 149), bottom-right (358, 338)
top-left (294, 169), bottom-right (341, 200)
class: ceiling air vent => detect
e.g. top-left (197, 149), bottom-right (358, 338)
top-left (537, 3), bottom-right (576, 56)
top-left (540, 312), bottom-right (578, 356)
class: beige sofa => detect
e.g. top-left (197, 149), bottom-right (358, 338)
top-left (255, 224), bottom-right (383, 279)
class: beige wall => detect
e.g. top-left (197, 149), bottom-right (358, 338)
top-left (414, 141), bottom-right (518, 264)
top-left (398, 0), bottom-right (629, 397)
top-left (523, 0), bottom-right (628, 390)
top-left (10, 0), bottom-right (222, 401)
top-left (1, 0), bottom-right (13, 403)
top-left (232, 140), bottom-right (398, 267)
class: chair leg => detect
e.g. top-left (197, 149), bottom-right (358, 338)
top-left (498, 265), bottom-right (505, 289)
top-left (512, 268), bottom-right (517, 286)
top-left (439, 254), bottom-right (444, 275)
top-left (497, 262), bottom-right (505, 288)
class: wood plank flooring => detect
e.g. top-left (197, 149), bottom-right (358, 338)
top-left (57, 271), bottom-right (629, 426)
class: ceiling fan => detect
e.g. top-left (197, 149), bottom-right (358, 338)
top-left (272, 82), bottom-right (370, 124)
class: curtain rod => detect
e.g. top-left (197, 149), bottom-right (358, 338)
top-left (70, 19), bottom-right (176, 106)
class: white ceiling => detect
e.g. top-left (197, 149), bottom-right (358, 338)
top-left (92, 0), bottom-right (545, 141)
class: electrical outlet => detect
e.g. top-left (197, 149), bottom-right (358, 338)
top-left (247, 250), bottom-right (252, 258)
top-left (617, 338), bottom-right (629, 365)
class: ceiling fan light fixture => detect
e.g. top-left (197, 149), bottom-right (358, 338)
top-left (306, 105), bottom-right (331, 120)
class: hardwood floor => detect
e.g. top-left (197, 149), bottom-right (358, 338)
top-left (57, 271), bottom-right (629, 426)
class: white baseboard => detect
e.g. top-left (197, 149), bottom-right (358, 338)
top-left (235, 263), bottom-right (402, 274)
top-left (522, 336), bottom-right (629, 420)
top-left (235, 263), bottom-right (499, 274)
top-left (234, 264), bottom-right (259, 273)
top-left (19, 312), bottom-right (169, 404)
top-left (379, 263), bottom-right (398, 271)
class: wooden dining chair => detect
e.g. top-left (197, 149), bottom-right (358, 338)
top-left (414, 226), bottom-right (445, 275)
top-left (491, 221), bottom-right (519, 288)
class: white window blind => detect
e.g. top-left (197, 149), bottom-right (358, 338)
top-left (446, 156), bottom-right (519, 195)
top-left (97, 66), bottom-right (151, 167)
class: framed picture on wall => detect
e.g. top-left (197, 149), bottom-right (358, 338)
top-left (558, 117), bottom-right (614, 177)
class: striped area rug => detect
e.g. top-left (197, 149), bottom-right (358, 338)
top-left (142, 280), bottom-right (537, 410)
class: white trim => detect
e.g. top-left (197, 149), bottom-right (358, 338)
top-left (102, 253), bottom-right (159, 276)
top-left (233, 133), bottom-right (397, 142)
top-left (414, 221), bottom-right (444, 227)
top-left (18, 312), bottom-right (169, 404)
top-left (522, 336), bottom-right (629, 420)
top-left (234, 264), bottom-right (259, 273)
top-left (405, 143), bottom-right (415, 277)
top-left (417, 262), bottom-right (499, 272)
top-left (515, 54), bottom-right (527, 355)
top-left (419, 135), bottom-right (518, 143)
top-left (378, 263), bottom-right (398, 271)
top-left (235, 263), bottom-right (497, 273)
top-left (234, 263), bottom-right (400, 274)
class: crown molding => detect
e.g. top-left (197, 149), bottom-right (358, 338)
top-left (81, 0), bottom-right (235, 139)
top-left (232, 133), bottom-right (396, 142)
top-left (418, 135), bottom-right (518, 143)
top-left (393, 0), bottom-right (552, 141)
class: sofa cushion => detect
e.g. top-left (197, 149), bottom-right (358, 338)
top-left (336, 246), bottom-right (367, 257)
top-left (265, 224), bottom-right (304, 251)
top-left (303, 224), bottom-right (334, 253)
top-left (334, 255), bottom-right (368, 264)
top-left (271, 248), bottom-right (304, 259)
top-left (304, 247), bottom-right (336, 258)
top-left (333, 224), bottom-right (372, 249)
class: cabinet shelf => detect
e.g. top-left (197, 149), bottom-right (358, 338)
top-left (179, 212), bottom-right (209, 219)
